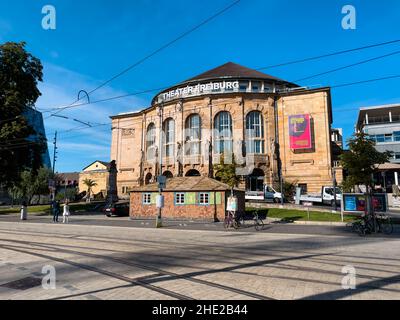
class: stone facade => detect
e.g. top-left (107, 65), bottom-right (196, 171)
top-left (110, 63), bottom-right (342, 196)
top-left (78, 161), bottom-right (110, 198)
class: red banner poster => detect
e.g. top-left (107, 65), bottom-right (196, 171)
top-left (289, 114), bottom-right (312, 150)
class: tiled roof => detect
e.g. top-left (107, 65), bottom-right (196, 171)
top-left (130, 176), bottom-right (244, 192)
top-left (182, 62), bottom-right (291, 84)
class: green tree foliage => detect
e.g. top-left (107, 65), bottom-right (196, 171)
top-left (340, 132), bottom-right (392, 191)
top-left (82, 179), bottom-right (98, 202)
top-left (213, 154), bottom-right (240, 189)
top-left (8, 167), bottom-right (53, 204)
top-left (273, 179), bottom-right (297, 202)
top-left (0, 42), bottom-right (45, 187)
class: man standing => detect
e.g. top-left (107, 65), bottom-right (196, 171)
top-left (52, 200), bottom-right (60, 223)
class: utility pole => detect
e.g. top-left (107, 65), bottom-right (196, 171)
top-left (156, 104), bottom-right (164, 228)
top-left (332, 167), bottom-right (337, 212)
top-left (51, 131), bottom-right (58, 202)
top-left (52, 131), bottom-right (58, 174)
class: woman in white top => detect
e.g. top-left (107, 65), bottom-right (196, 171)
top-left (63, 200), bottom-right (71, 223)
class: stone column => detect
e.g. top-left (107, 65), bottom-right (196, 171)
top-left (106, 160), bottom-right (118, 203)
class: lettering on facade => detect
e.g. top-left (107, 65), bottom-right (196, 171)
top-left (122, 128), bottom-right (135, 137)
top-left (158, 81), bottom-right (240, 103)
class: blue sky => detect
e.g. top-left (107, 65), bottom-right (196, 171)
top-left (1, 0), bottom-right (400, 172)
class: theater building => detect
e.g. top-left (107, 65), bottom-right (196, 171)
top-left (110, 62), bottom-right (342, 196)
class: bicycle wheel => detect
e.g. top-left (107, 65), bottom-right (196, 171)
top-left (353, 221), bottom-right (366, 236)
top-left (224, 217), bottom-right (230, 229)
top-left (255, 219), bottom-right (264, 231)
top-left (380, 217), bottom-right (393, 235)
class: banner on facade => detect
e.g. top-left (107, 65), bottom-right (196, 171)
top-left (289, 114), bottom-right (312, 150)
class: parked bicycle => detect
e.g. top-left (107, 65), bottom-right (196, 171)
top-left (351, 212), bottom-right (393, 236)
top-left (224, 211), bottom-right (265, 231)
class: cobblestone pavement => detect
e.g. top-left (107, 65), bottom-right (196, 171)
top-left (0, 221), bottom-right (399, 300)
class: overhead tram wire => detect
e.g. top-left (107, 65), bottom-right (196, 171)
top-left (47, 0), bottom-right (241, 118)
top-left (293, 50), bottom-right (400, 82)
top-left (36, 38), bottom-right (400, 114)
top-left (256, 39), bottom-right (400, 70)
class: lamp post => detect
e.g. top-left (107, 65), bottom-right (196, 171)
top-left (156, 103), bottom-right (164, 228)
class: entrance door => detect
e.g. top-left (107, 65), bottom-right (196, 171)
top-left (246, 169), bottom-right (265, 192)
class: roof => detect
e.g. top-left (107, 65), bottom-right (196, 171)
top-left (376, 163), bottom-right (400, 170)
top-left (357, 103), bottom-right (400, 129)
top-left (82, 160), bottom-right (110, 171)
top-left (182, 62), bottom-right (292, 84)
top-left (130, 176), bottom-right (244, 192)
top-left (57, 172), bottom-right (79, 181)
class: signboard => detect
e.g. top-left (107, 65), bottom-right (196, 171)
top-left (157, 176), bottom-right (167, 190)
top-left (341, 193), bottom-right (388, 213)
top-left (289, 114), bottom-right (312, 150)
top-left (157, 81), bottom-right (240, 103)
top-left (227, 196), bottom-right (238, 212)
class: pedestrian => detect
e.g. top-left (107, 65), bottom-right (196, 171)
top-left (20, 201), bottom-right (27, 220)
top-left (62, 200), bottom-right (70, 224)
top-left (52, 200), bottom-right (60, 223)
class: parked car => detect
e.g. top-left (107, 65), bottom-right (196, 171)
top-left (103, 201), bottom-right (130, 217)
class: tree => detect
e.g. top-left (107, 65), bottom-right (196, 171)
top-left (213, 154), bottom-right (240, 189)
top-left (273, 179), bottom-right (297, 202)
top-left (340, 132), bottom-right (392, 192)
top-left (8, 167), bottom-right (53, 204)
top-left (82, 179), bottom-right (97, 202)
top-left (0, 42), bottom-right (45, 187)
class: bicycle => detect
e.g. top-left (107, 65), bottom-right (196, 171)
top-left (376, 213), bottom-right (393, 235)
top-left (224, 211), bottom-right (239, 229)
top-left (253, 211), bottom-right (264, 231)
top-left (351, 212), bottom-right (393, 236)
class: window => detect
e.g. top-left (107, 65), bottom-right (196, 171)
top-left (199, 193), bottom-right (210, 205)
top-left (394, 131), bottom-right (400, 142)
top-left (143, 193), bottom-right (151, 205)
top-left (175, 193), bottom-right (185, 205)
top-left (163, 118), bottom-right (175, 158)
top-left (185, 114), bottom-right (201, 156)
top-left (246, 111), bottom-right (265, 154)
top-left (385, 134), bottom-right (393, 142)
top-left (298, 184), bottom-right (308, 195)
top-left (375, 135), bottom-right (385, 143)
top-left (239, 81), bottom-right (248, 92)
top-left (252, 81), bottom-right (261, 92)
top-left (393, 152), bottom-right (400, 160)
top-left (146, 123), bottom-right (156, 161)
top-left (214, 112), bottom-right (233, 154)
top-left (264, 82), bottom-right (272, 93)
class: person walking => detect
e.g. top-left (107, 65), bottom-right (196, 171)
top-left (62, 200), bottom-right (71, 224)
top-left (52, 200), bottom-right (60, 223)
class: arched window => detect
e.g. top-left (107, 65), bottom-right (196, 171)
top-left (146, 123), bottom-right (156, 161)
top-left (163, 118), bottom-right (175, 158)
top-left (246, 111), bottom-right (264, 154)
top-left (185, 169), bottom-right (201, 177)
top-left (185, 114), bottom-right (201, 156)
top-left (214, 112), bottom-right (233, 154)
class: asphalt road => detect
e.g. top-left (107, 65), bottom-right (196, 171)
top-left (1, 213), bottom-right (399, 238)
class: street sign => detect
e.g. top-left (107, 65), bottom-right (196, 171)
top-left (158, 175), bottom-right (167, 190)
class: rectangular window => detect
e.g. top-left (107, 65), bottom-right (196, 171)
top-left (252, 81), bottom-right (261, 92)
top-left (143, 193), bottom-right (151, 205)
top-left (298, 184), bottom-right (308, 195)
top-left (394, 152), bottom-right (400, 160)
top-left (375, 135), bottom-right (385, 143)
top-left (239, 81), bottom-right (248, 92)
top-left (199, 193), bottom-right (210, 205)
top-left (394, 131), bottom-right (400, 142)
top-left (175, 193), bottom-right (185, 205)
top-left (385, 134), bottom-right (393, 142)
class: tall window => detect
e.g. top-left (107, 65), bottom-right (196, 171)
top-left (185, 114), bottom-right (201, 156)
top-left (246, 111), bottom-right (264, 154)
top-left (146, 123), bottom-right (156, 161)
top-left (163, 118), bottom-right (175, 158)
top-left (214, 112), bottom-right (233, 154)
